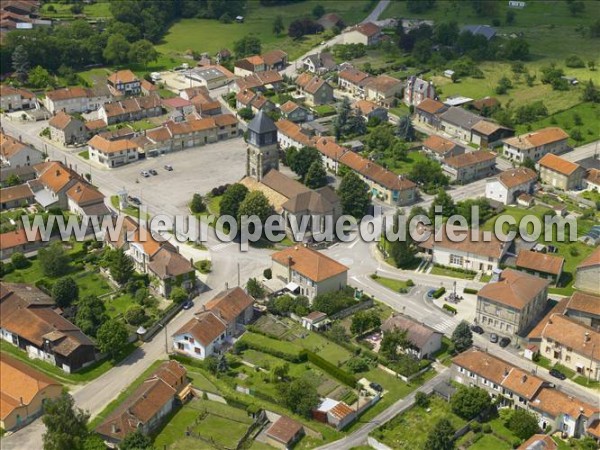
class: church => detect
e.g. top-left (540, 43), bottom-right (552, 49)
top-left (241, 111), bottom-right (341, 241)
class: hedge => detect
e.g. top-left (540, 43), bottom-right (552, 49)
top-left (305, 350), bottom-right (356, 387)
top-left (432, 287), bottom-right (446, 299)
top-left (234, 340), bottom-right (307, 364)
top-left (463, 288), bottom-right (479, 295)
top-left (443, 304), bottom-right (457, 315)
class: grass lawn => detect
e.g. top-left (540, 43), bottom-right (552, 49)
top-left (430, 265), bottom-right (476, 280)
top-left (104, 292), bottom-right (135, 320)
top-left (187, 368), bottom-right (219, 393)
top-left (481, 205), bottom-right (554, 233)
top-left (382, 150), bottom-right (430, 175)
top-left (370, 395), bottom-right (467, 449)
top-left (110, 195), bottom-right (150, 220)
top-left (432, 337), bottom-right (455, 366)
top-left (156, 1), bottom-right (375, 61)
top-left (89, 359), bottom-right (167, 429)
top-left (468, 434), bottom-right (511, 450)
top-left (313, 104), bottom-right (337, 117)
top-left (73, 271), bottom-right (113, 298)
top-left (78, 150), bottom-right (89, 160)
top-left (1, 341), bottom-right (137, 386)
top-left (389, 103), bottom-right (411, 117)
top-left (372, 275), bottom-right (412, 292)
top-left (128, 119), bottom-right (160, 132)
top-left (40, 1), bottom-right (112, 19)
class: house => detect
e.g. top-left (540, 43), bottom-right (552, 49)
top-left (354, 99), bottom-right (388, 123)
top-left (422, 135), bottom-right (465, 161)
top-left (0, 282), bottom-right (96, 372)
top-left (0, 165), bottom-right (37, 187)
top-left (476, 268), bottom-right (549, 336)
top-left (314, 398), bottom-right (357, 429)
top-left (275, 119), bottom-right (315, 149)
top-left (364, 75), bottom-right (403, 107)
top-left (302, 52), bottom-right (337, 73)
top-left (162, 97), bottom-right (195, 117)
top-left (98, 95), bottom-right (162, 125)
top-left (140, 79), bottom-right (159, 96)
top-left (0, 85), bottom-right (38, 111)
top-left (96, 360), bottom-right (190, 446)
top-left (204, 287), bottom-right (255, 336)
top-left (539, 313), bottom-right (599, 381)
top-left (0, 353), bottom-right (62, 431)
top-left (470, 96), bottom-right (500, 114)
top-left (234, 55), bottom-right (266, 77)
top-left (538, 153), bottom-right (586, 190)
top-left (48, 111), bottom-right (87, 145)
top-left (338, 67), bottom-right (372, 96)
top-left (503, 127), bottom-right (570, 163)
top-left (234, 70), bottom-right (283, 93)
top-left (343, 22), bottom-right (382, 46)
top-left (107, 69), bottom-right (141, 96)
top-left (442, 150), bottom-right (496, 183)
top-left (0, 228), bottom-right (43, 258)
top-left (66, 181), bottom-right (111, 219)
top-left (215, 48), bottom-right (231, 64)
top-left (517, 435), bottom-right (557, 450)
top-left (271, 245), bottom-right (348, 301)
top-left (0, 184), bottom-right (34, 210)
top-left (317, 13), bottom-right (344, 30)
top-left (84, 119), bottom-right (107, 136)
top-left (485, 167), bottom-right (538, 205)
top-left (146, 246), bottom-right (195, 297)
top-left (574, 247), bottom-right (600, 295)
top-left (43, 86), bottom-right (112, 114)
top-left (88, 135), bottom-right (138, 168)
top-left (262, 49), bottom-right (288, 71)
top-left (265, 415), bottom-right (305, 450)
top-left (404, 76), bottom-right (436, 107)
top-left (461, 25), bottom-right (497, 40)
top-left (185, 65), bottom-right (234, 90)
top-left (516, 250), bottom-right (564, 284)
top-left (564, 291), bottom-right (600, 329)
top-left (585, 168), bottom-right (600, 192)
top-left (0, 132), bottom-right (44, 168)
top-left (470, 120), bottom-right (514, 148)
top-left (414, 98), bottom-right (447, 126)
top-left (32, 161), bottom-right (82, 209)
top-left (236, 89), bottom-right (274, 114)
top-left (295, 73), bottom-right (334, 106)
top-left (301, 311), bottom-right (329, 331)
top-left (381, 314), bottom-right (443, 359)
top-left (437, 107), bottom-right (485, 142)
top-left (279, 101), bottom-right (310, 123)
top-left (172, 311), bottom-right (228, 360)
top-left (281, 185), bottom-right (342, 239)
top-left (419, 224), bottom-right (512, 274)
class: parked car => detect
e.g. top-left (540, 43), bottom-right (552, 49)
top-left (489, 333), bottom-right (498, 343)
top-left (370, 382), bottom-right (383, 392)
top-left (164, 164), bottom-right (173, 171)
top-left (499, 337), bottom-right (511, 348)
top-left (140, 170), bottom-right (150, 178)
top-left (149, 169), bottom-right (158, 176)
top-left (426, 289), bottom-right (437, 299)
top-left (128, 196), bottom-right (141, 206)
top-left (549, 368), bottom-right (567, 380)
top-left (470, 325), bottom-right (484, 335)
top-left (182, 300), bottom-right (194, 310)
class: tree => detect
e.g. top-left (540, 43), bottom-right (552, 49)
top-left (128, 39), bottom-right (158, 69)
top-left (451, 386), bottom-right (492, 420)
top-left (273, 15), bottom-right (284, 35)
top-left (284, 146), bottom-right (298, 167)
top-left (451, 321), bottom-right (473, 353)
top-left (170, 286), bottom-right (188, 303)
top-left (109, 248), bottom-right (134, 285)
top-left (350, 310), bottom-right (381, 335)
top-left (305, 160), bottom-right (328, 189)
top-left (338, 171), bottom-right (370, 218)
top-left (380, 329), bottom-right (412, 361)
top-left (220, 183), bottom-right (249, 219)
top-left (238, 191), bottom-right (274, 224)
top-left (233, 36), bottom-right (262, 57)
top-left (582, 80), bottom-right (600, 103)
top-left (278, 378), bottom-right (320, 417)
top-left (96, 320), bottom-right (129, 359)
top-left (246, 277), bottom-right (265, 299)
top-left (120, 429), bottom-right (153, 450)
top-left (238, 106), bottom-right (254, 120)
top-left (415, 391), bottom-right (430, 408)
top-left (42, 392), bottom-right (90, 450)
top-left (388, 238), bottom-right (417, 269)
top-left (288, 18), bottom-right (323, 39)
top-left (28, 65), bottom-right (52, 89)
top-left (270, 362), bottom-right (290, 382)
top-left (327, 323), bottom-right (349, 344)
top-left (190, 193), bottom-right (206, 213)
top-left (409, 160), bottom-right (449, 191)
top-left (312, 4), bottom-right (325, 18)
top-left (506, 10), bottom-right (516, 24)
top-left (11, 252), bottom-right (29, 269)
top-left (52, 276), bottom-right (79, 309)
top-left (396, 115), bottom-right (415, 141)
top-left (566, 0), bottom-right (585, 16)
top-left (38, 242), bottom-right (70, 277)
top-left (365, 124), bottom-right (396, 151)
top-left (103, 33), bottom-right (130, 65)
top-left (5, 173), bottom-right (22, 186)
top-left (424, 418), bottom-right (455, 450)
top-left (502, 37), bottom-right (529, 60)
top-left (429, 189), bottom-right (455, 219)
top-left (12, 44), bottom-right (29, 82)
top-left (75, 295), bottom-right (107, 337)
top-left (495, 76), bottom-right (513, 95)
top-left (290, 146), bottom-right (321, 181)
top-left (521, 157), bottom-right (536, 170)
top-left (589, 60), bottom-right (597, 71)
top-left (83, 434), bottom-right (109, 450)
top-left (125, 305), bottom-right (147, 326)
top-left (346, 356), bottom-right (370, 373)
top-left (506, 409), bottom-right (539, 440)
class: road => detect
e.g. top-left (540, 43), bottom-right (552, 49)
top-left (561, 139), bottom-right (600, 164)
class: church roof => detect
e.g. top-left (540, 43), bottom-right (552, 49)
top-left (247, 110), bottom-right (277, 134)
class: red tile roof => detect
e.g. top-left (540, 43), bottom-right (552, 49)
top-left (271, 245), bottom-right (348, 282)
top-left (515, 250), bottom-right (564, 276)
top-left (539, 153), bottom-right (581, 176)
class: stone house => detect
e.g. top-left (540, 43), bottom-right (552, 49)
top-left (106, 69), bottom-right (141, 96)
top-left (295, 73), bottom-right (334, 106)
top-left (343, 22), bottom-right (382, 46)
top-left (441, 150), bottom-right (496, 184)
top-left (422, 135), bottom-right (465, 161)
top-left (48, 111), bottom-right (87, 145)
top-left (574, 247), bottom-right (600, 295)
top-left (381, 314), bottom-right (443, 359)
top-left (538, 153), bottom-right (586, 190)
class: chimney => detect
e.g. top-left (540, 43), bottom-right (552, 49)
top-left (225, 282), bottom-right (228, 290)
top-left (584, 332), bottom-right (591, 343)
top-left (521, 374), bottom-right (527, 383)
top-left (504, 367), bottom-right (509, 376)
top-left (56, 170), bottom-right (60, 176)
top-left (111, 423), bottom-right (117, 434)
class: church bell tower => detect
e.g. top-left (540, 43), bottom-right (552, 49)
top-left (246, 110), bottom-right (279, 181)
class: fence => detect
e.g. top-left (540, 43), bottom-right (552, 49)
top-left (367, 436), bottom-right (394, 450)
top-left (141, 301), bottom-right (184, 342)
top-left (330, 298), bottom-right (374, 320)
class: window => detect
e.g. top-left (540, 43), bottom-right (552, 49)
top-left (565, 355), bottom-right (571, 362)
top-left (177, 343), bottom-right (184, 350)
top-left (189, 337), bottom-right (195, 344)
top-left (194, 347), bottom-right (201, 354)
top-left (450, 254), bottom-right (463, 265)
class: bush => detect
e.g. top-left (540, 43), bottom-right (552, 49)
top-left (196, 259), bottom-right (212, 274)
top-left (263, 268), bottom-right (272, 280)
top-left (306, 351), bottom-right (356, 387)
top-left (415, 391), bottom-right (430, 408)
top-left (406, 279), bottom-right (415, 287)
top-left (0, 261), bottom-right (15, 277)
top-left (443, 304), bottom-right (457, 315)
top-left (482, 423), bottom-right (492, 433)
top-left (346, 356), bottom-right (370, 373)
top-left (10, 252), bottom-right (29, 269)
top-left (124, 305), bottom-right (147, 326)
top-left (471, 421), bottom-right (482, 433)
top-left (463, 288), bottom-right (479, 295)
top-left (432, 287), bottom-right (446, 299)
top-left (565, 55), bottom-right (585, 68)
top-left (235, 338), bottom-right (307, 363)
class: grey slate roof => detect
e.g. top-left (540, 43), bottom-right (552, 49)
top-left (461, 25), bottom-right (496, 40)
top-left (282, 191), bottom-right (333, 214)
top-left (248, 110), bottom-right (277, 134)
top-left (439, 107), bottom-right (485, 131)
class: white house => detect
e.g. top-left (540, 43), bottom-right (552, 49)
top-left (88, 135), bottom-right (139, 168)
top-left (502, 127), bottom-right (569, 163)
top-left (342, 22), bottom-right (382, 46)
top-left (381, 314), bottom-right (443, 359)
top-left (172, 311), bottom-right (227, 360)
top-left (0, 132), bottom-right (44, 168)
top-left (485, 167), bottom-right (537, 205)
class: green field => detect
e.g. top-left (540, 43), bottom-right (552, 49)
top-left (430, 265), bottom-right (476, 280)
top-left (156, 0), bottom-right (375, 61)
top-left (40, 1), bottom-right (112, 19)
top-left (372, 275), bottom-right (412, 292)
